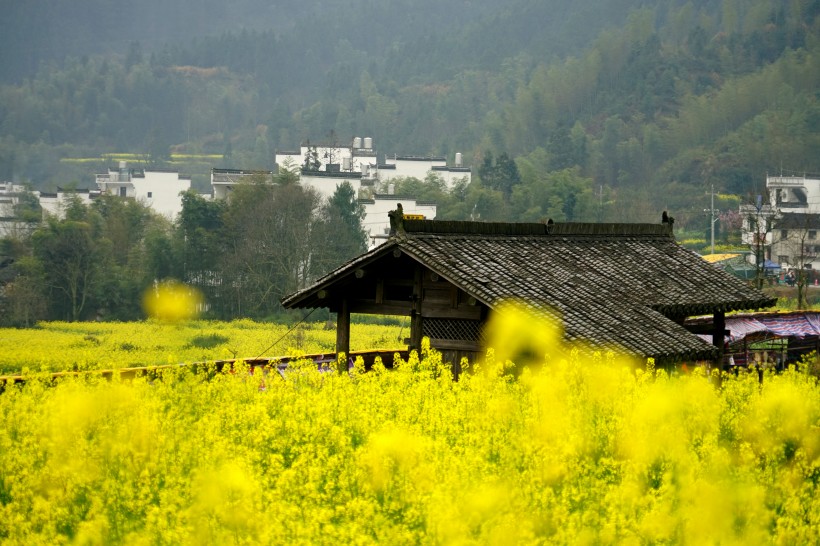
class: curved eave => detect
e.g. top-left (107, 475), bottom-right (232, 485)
top-left (281, 242), bottom-right (401, 309)
top-left (651, 297), bottom-right (777, 318)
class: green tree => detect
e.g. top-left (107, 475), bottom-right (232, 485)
top-left (32, 217), bottom-right (99, 321)
top-left (176, 190), bottom-right (226, 309)
top-left (220, 179), bottom-right (321, 317)
top-left (311, 181), bottom-right (368, 276)
top-left (276, 157), bottom-right (301, 185)
top-left (478, 151), bottom-right (521, 200)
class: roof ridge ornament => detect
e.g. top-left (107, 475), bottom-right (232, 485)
top-left (388, 203), bottom-right (404, 237)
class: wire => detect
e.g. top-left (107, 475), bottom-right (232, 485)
top-left (254, 307), bottom-right (319, 360)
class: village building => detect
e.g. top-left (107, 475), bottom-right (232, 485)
top-left (740, 174), bottom-right (820, 272)
top-left (0, 182), bottom-right (40, 238)
top-left (283, 218), bottom-right (775, 370)
top-left (39, 188), bottom-right (98, 219)
top-left (300, 170), bottom-right (367, 201)
top-left (274, 137), bottom-right (470, 190)
top-left (274, 137), bottom-right (378, 178)
top-left (95, 161), bottom-right (191, 219)
top-left (379, 153), bottom-right (471, 191)
top-left (210, 168), bottom-right (273, 200)
top-left (686, 311), bottom-right (820, 369)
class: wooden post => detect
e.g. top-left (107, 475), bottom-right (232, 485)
top-left (410, 267), bottom-right (423, 352)
top-left (713, 311), bottom-right (726, 372)
top-left (336, 298), bottom-right (350, 374)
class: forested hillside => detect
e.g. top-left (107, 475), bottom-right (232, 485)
top-left (1, 0), bottom-right (819, 232)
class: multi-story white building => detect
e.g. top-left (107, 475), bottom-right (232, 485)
top-left (221, 136), bottom-right (464, 249)
top-left (767, 174), bottom-right (820, 270)
top-left (275, 136), bottom-right (378, 178)
top-left (740, 174), bottom-right (820, 271)
top-left (96, 162), bottom-right (191, 219)
top-left (274, 137), bottom-right (470, 191)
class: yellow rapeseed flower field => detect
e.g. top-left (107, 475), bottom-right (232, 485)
top-left (0, 319), bottom-right (404, 374)
top-left (1, 308), bottom-right (819, 544)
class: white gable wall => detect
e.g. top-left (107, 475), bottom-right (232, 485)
top-left (362, 196), bottom-right (437, 249)
top-left (300, 172), bottom-right (363, 201)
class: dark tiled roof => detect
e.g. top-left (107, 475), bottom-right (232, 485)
top-left (283, 220), bottom-right (776, 361)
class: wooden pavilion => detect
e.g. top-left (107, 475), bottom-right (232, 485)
top-left (282, 218), bottom-right (776, 369)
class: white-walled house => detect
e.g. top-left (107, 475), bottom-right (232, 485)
top-left (39, 188), bottom-right (98, 219)
top-left (0, 182), bottom-right (34, 217)
top-left (96, 162), bottom-right (191, 219)
top-left (300, 170), bottom-right (367, 202)
top-left (275, 136), bottom-right (377, 176)
top-left (211, 168), bottom-right (273, 200)
top-left (380, 153), bottom-right (471, 191)
top-left (381, 155), bottom-right (447, 180)
top-left (360, 194), bottom-right (437, 249)
top-left (221, 137), bottom-right (466, 250)
top-left (0, 182), bottom-right (41, 238)
top-left (274, 137), bottom-right (470, 191)
top-left (740, 174), bottom-right (820, 271)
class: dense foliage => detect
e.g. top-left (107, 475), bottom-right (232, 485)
top-left (0, 1), bottom-right (818, 233)
top-left (2, 315), bottom-right (820, 544)
top-left (0, 172), bottom-right (368, 322)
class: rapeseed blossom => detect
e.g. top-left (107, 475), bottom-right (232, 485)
top-left (0, 307), bottom-right (819, 544)
top-left (142, 280), bottom-right (204, 321)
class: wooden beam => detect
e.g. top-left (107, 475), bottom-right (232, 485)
top-left (336, 298), bottom-right (350, 374)
top-left (421, 306), bottom-right (483, 320)
top-left (348, 300), bottom-right (413, 316)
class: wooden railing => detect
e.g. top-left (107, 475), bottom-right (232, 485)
top-left (0, 348), bottom-right (408, 391)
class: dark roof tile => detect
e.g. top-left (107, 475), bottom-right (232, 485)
top-left (283, 220), bottom-right (776, 361)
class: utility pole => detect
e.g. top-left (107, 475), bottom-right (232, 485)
top-left (755, 194), bottom-right (764, 289)
top-left (704, 182), bottom-right (718, 254)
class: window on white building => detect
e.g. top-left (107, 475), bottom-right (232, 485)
top-left (147, 192), bottom-right (153, 198)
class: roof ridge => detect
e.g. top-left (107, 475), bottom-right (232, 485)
top-left (402, 219), bottom-right (673, 237)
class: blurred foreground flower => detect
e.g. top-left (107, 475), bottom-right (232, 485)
top-left (142, 280), bottom-right (204, 321)
top-left (482, 300), bottom-right (566, 371)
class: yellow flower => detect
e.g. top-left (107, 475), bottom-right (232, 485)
top-left (142, 280), bottom-right (204, 321)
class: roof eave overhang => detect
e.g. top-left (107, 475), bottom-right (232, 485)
top-left (281, 241), bottom-right (402, 309)
top-left (652, 298), bottom-right (778, 318)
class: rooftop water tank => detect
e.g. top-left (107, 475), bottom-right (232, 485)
top-left (353, 136), bottom-right (362, 148)
top-left (455, 152), bottom-right (463, 167)
top-left (364, 137), bottom-right (373, 149)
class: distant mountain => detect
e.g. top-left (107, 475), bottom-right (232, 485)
top-left (1, 0), bottom-right (818, 231)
